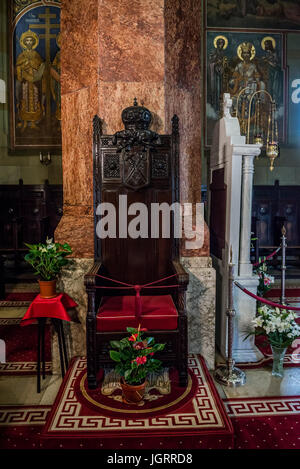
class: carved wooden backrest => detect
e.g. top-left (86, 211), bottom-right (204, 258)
top-left (93, 100), bottom-right (180, 285)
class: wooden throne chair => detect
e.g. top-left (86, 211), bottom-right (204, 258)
top-left (84, 99), bottom-right (189, 389)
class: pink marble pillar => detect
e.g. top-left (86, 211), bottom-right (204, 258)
top-left (165, 0), bottom-right (209, 256)
top-left (56, 0), bottom-right (208, 257)
top-left (55, 0), bottom-right (99, 257)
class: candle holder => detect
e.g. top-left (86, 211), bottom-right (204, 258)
top-left (39, 152), bottom-right (51, 166)
top-left (234, 88), bottom-right (279, 170)
top-left (280, 226), bottom-right (287, 305)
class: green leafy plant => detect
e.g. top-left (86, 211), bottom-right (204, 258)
top-left (24, 237), bottom-right (72, 281)
top-left (109, 326), bottom-right (165, 385)
top-left (250, 232), bottom-right (257, 250)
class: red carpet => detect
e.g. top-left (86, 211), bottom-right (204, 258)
top-left (0, 406), bottom-right (51, 449)
top-left (224, 396), bottom-right (300, 449)
top-left (265, 287), bottom-right (300, 301)
top-left (0, 292), bottom-right (38, 307)
top-left (1, 383), bottom-right (300, 450)
top-left (0, 324), bottom-right (52, 375)
top-left (265, 286), bottom-right (300, 310)
top-left (41, 355), bottom-right (234, 449)
top-left (77, 367), bottom-right (199, 420)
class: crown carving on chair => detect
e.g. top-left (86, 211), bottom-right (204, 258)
top-left (122, 97), bottom-right (152, 131)
top-left (112, 98), bottom-right (161, 152)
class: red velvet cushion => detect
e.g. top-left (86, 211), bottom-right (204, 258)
top-left (97, 295), bottom-right (178, 332)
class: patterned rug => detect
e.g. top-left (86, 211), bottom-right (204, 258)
top-left (0, 405), bottom-right (51, 449)
top-left (1, 396), bottom-right (299, 450)
top-left (0, 323), bottom-right (52, 375)
top-left (0, 292), bottom-right (38, 308)
top-left (224, 396), bottom-right (300, 449)
top-left (41, 355), bottom-right (234, 449)
top-left (0, 285), bottom-right (52, 375)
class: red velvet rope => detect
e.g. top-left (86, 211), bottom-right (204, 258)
top-left (94, 273), bottom-right (179, 317)
top-left (252, 246), bottom-right (281, 268)
top-left (234, 281), bottom-right (300, 311)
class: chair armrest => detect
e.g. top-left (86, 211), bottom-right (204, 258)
top-left (84, 261), bottom-right (105, 288)
top-left (171, 260), bottom-right (189, 288)
top-left (84, 262), bottom-right (106, 316)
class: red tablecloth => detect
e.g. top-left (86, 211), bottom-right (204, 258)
top-left (21, 293), bottom-right (78, 326)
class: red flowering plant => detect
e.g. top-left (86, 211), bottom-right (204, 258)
top-left (109, 326), bottom-right (165, 385)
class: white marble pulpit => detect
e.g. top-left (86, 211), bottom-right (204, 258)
top-left (209, 93), bottom-right (264, 363)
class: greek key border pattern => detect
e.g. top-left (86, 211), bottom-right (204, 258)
top-left (47, 355), bottom-right (226, 432)
top-left (0, 362), bottom-right (52, 373)
top-left (224, 397), bottom-right (300, 417)
top-left (0, 406), bottom-right (51, 426)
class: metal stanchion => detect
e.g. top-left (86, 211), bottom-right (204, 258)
top-left (280, 226), bottom-right (287, 305)
top-left (214, 249), bottom-right (246, 387)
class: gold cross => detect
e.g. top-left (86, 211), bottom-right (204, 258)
top-left (30, 7), bottom-right (60, 125)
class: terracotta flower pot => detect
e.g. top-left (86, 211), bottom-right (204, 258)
top-left (38, 280), bottom-right (57, 299)
top-left (120, 377), bottom-right (146, 404)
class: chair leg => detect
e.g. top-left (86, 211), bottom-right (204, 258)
top-left (37, 319), bottom-right (41, 393)
top-left (40, 318), bottom-right (46, 380)
top-left (59, 320), bottom-right (69, 371)
top-left (52, 319), bottom-right (65, 378)
top-left (179, 363), bottom-right (188, 387)
top-left (86, 315), bottom-right (98, 389)
top-left (178, 314), bottom-right (188, 387)
top-left (87, 361), bottom-right (98, 389)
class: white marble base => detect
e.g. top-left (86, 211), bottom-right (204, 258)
top-left (232, 276), bottom-right (264, 363)
top-left (214, 254), bottom-right (264, 365)
top-left (52, 258), bottom-right (94, 374)
top-left (182, 257), bottom-right (216, 370)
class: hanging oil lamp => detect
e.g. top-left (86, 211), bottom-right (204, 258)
top-left (266, 100), bottom-right (279, 171)
top-left (253, 97), bottom-right (263, 146)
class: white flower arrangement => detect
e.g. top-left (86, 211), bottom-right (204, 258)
top-left (251, 305), bottom-right (300, 348)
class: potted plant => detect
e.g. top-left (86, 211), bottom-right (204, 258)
top-left (24, 237), bottom-right (72, 298)
top-left (109, 326), bottom-right (165, 404)
top-left (245, 304), bottom-right (300, 377)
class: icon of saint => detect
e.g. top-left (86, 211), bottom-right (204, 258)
top-left (260, 36), bottom-right (282, 105)
top-left (15, 29), bottom-right (45, 131)
top-left (207, 35), bottom-right (230, 117)
top-left (229, 42), bottom-right (264, 100)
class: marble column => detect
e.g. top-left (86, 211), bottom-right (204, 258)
top-left (239, 153), bottom-right (256, 277)
top-left (56, 0), bottom-right (166, 256)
